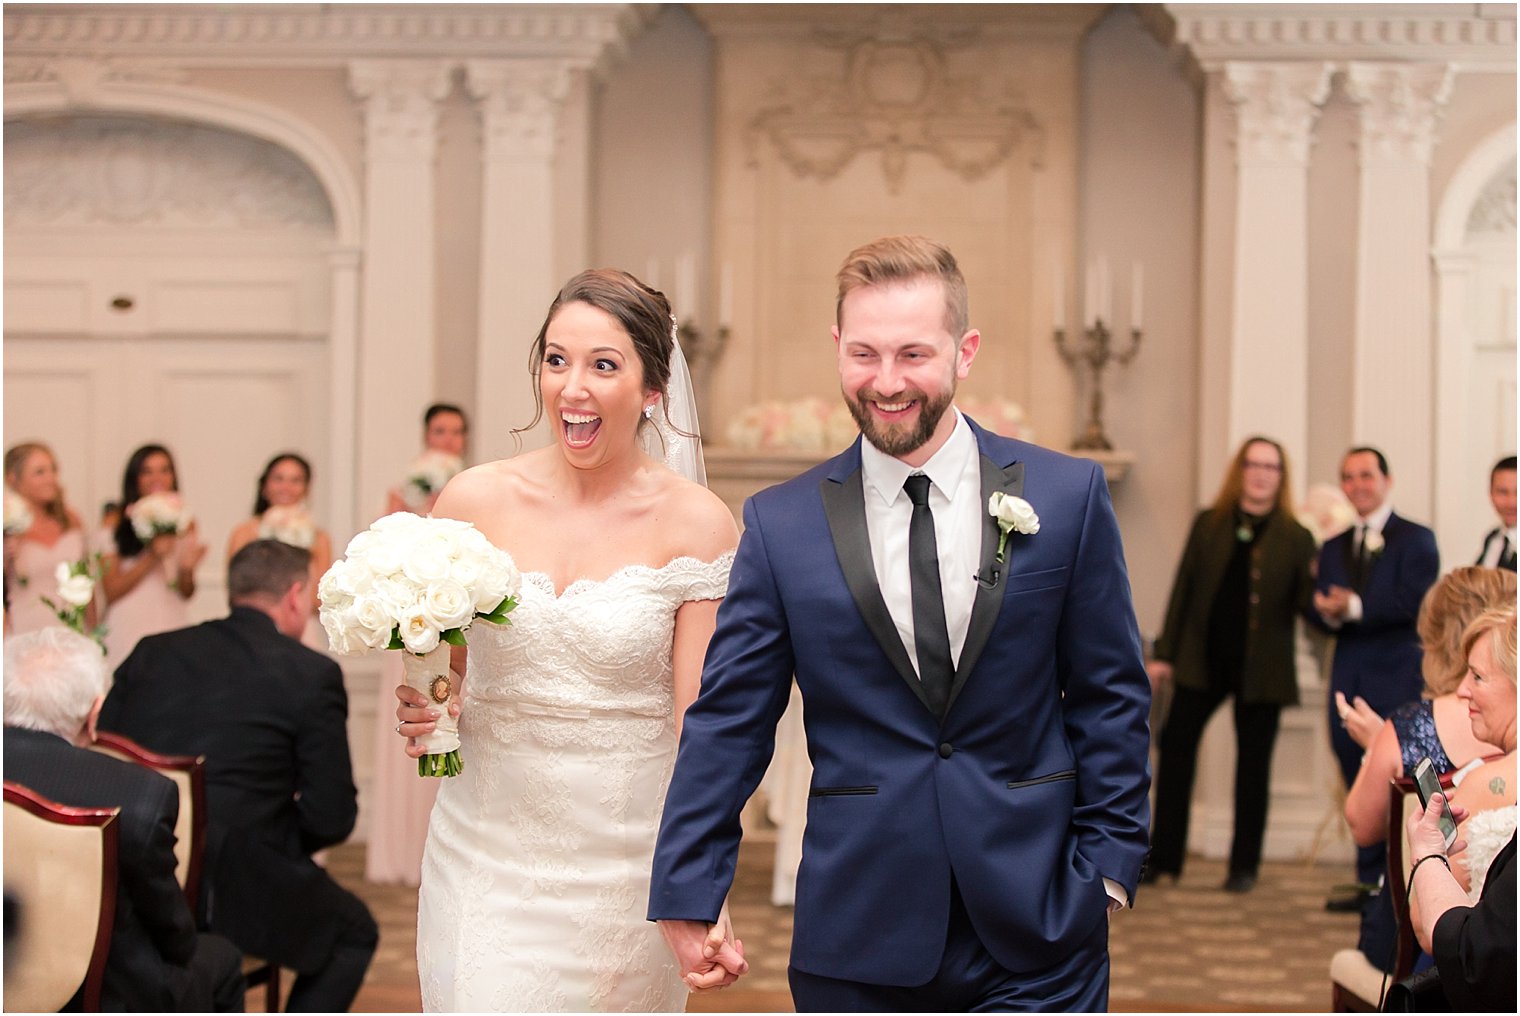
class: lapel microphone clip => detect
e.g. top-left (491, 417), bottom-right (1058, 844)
top-left (975, 565), bottom-right (1002, 589)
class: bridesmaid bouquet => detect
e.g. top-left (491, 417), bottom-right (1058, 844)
top-left (42, 557), bottom-right (107, 651)
top-left (3, 487), bottom-right (33, 535)
top-left (127, 492), bottom-right (192, 540)
top-left (402, 451), bottom-right (464, 510)
top-left (259, 503), bottom-right (316, 548)
top-left (318, 512), bottom-right (520, 777)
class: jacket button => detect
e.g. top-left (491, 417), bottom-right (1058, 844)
top-left (939, 742), bottom-right (954, 759)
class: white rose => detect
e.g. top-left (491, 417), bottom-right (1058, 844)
top-left (370, 576), bottom-right (421, 619)
top-left (364, 538), bottom-right (405, 579)
top-left (399, 609), bottom-right (441, 655)
top-left (475, 553), bottom-right (521, 613)
top-left (1363, 530), bottom-right (1385, 555)
top-left (419, 580), bottom-right (475, 633)
top-left (321, 611), bottom-right (357, 655)
top-left (352, 595), bottom-right (398, 649)
top-left (57, 572), bottom-right (95, 608)
top-left (447, 553), bottom-right (484, 591)
top-left (989, 492), bottom-right (1040, 535)
top-left (401, 535), bottom-right (454, 587)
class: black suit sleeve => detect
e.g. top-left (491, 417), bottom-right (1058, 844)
top-left (1432, 838), bottom-right (1516, 1011)
top-left (121, 768), bottom-right (198, 966)
top-left (293, 659), bottom-right (359, 853)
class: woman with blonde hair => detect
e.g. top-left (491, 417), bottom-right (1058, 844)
top-left (3, 442), bottom-right (98, 636)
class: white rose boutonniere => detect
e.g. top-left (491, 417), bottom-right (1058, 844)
top-left (988, 492), bottom-right (1039, 564)
top-left (1362, 530), bottom-right (1385, 556)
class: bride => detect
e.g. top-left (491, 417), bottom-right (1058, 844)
top-left (395, 269), bottom-right (746, 1011)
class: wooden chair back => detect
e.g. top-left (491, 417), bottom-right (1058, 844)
top-left (3, 781), bottom-right (119, 1012)
top-left (89, 731), bottom-right (206, 912)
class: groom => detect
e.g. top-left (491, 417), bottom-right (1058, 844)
top-left (649, 235), bottom-right (1152, 1010)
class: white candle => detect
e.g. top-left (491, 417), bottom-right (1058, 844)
top-left (1053, 265), bottom-right (1066, 332)
top-left (1084, 260), bottom-right (1097, 328)
top-left (675, 254), bottom-right (695, 321)
top-left (645, 259), bottom-right (660, 291)
top-left (1098, 255), bottom-right (1111, 325)
top-left (1131, 262), bottom-right (1144, 330)
top-left (719, 263), bottom-right (733, 328)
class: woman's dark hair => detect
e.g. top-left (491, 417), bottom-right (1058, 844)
top-left (424, 403), bottom-right (468, 431)
top-left (518, 269), bottom-right (675, 439)
top-left (253, 453), bottom-right (312, 516)
top-left (112, 444), bottom-right (177, 558)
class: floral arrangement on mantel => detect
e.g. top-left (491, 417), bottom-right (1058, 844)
top-left (725, 396), bottom-right (1033, 453)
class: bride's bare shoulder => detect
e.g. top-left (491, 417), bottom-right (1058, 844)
top-left (656, 473), bottom-right (739, 561)
top-left (431, 451), bottom-right (552, 521)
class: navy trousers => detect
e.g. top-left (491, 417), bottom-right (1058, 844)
top-left (789, 881), bottom-right (1110, 1012)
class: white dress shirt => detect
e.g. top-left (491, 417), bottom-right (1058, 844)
top-left (859, 410), bottom-right (981, 673)
top-left (1479, 526), bottom-right (1517, 568)
top-left (1343, 501), bottom-right (1394, 624)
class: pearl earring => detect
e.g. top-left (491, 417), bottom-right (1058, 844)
top-left (643, 404), bottom-right (655, 420)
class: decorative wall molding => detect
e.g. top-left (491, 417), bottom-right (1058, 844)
top-left (348, 59), bottom-right (453, 165)
top-left (1466, 160), bottom-right (1517, 239)
top-left (4, 114), bottom-right (333, 230)
top-left (1222, 62), bottom-right (1333, 168)
top-left (4, 5), bottom-right (649, 66)
top-left (1344, 62), bottom-right (1454, 166)
top-left (747, 36), bottom-right (1042, 194)
top-left (466, 59), bottom-right (579, 164)
top-left (1161, 3), bottom-right (1517, 70)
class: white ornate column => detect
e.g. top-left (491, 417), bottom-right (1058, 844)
top-left (466, 59), bottom-right (583, 462)
top-left (1344, 62), bottom-right (1453, 522)
top-left (1220, 62), bottom-right (1333, 495)
top-left (348, 59), bottom-right (452, 517)
top-left (326, 246), bottom-right (363, 538)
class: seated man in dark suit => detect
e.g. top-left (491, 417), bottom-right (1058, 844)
top-left (3, 627), bottom-right (244, 1012)
top-left (101, 539), bottom-right (376, 1013)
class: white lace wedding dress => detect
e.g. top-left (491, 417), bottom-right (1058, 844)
top-left (416, 552), bottom-right (733, 1012)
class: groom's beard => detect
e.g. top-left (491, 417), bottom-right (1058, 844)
top-left (843, 382), bottom-right (956, 459)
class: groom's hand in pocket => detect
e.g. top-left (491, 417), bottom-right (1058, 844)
top-left (657, 919), bottom-right (748, 991)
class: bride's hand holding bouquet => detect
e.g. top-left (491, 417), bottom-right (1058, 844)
top-left (318, 511), bottom-right (519, 777)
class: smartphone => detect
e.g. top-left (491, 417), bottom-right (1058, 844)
top-left (1412, 756), bottom-right (1458, 850)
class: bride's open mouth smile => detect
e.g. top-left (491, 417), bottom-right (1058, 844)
top-left (561, 410), bottom-right (602, 448)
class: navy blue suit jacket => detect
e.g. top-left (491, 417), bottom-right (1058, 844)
top-left (1310, 512), bottom-right (1439, 713)
top-left (648, 419), bottom-right (1152, 985)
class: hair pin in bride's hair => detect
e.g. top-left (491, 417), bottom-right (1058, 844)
top-left (669, 313), bottom-right (679, 343)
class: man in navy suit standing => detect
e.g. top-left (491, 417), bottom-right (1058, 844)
top-left (1311, 447), bottom-right (1439, 917)
top-left (1476, 455), bottom-right (1516, 571)
top-left (649, 236), bottom-right (1152, 1010)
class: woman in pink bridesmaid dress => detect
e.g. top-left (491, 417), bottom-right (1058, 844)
top-left (365, 403), bottom-right (468, 886)
top-left (100, 444), bottom-right (206, 674)
top-left (4, 442), bottom-right (98, 636)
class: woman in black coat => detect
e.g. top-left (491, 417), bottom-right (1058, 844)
top-left (1145, 436), bottom-right (1317, 891)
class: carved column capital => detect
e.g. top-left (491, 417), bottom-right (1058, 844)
top-left (1221, 62), bottom-right (1333, 168)
top-left (348, 59), bottom-right (452, 164)
top-left (465, 59), bottom-right (579, 164)
top-left (1344, 62), bottom-right (1454, 166)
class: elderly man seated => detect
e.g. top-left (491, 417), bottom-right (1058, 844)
top-left (3, 627), bottom-right (245, 1012)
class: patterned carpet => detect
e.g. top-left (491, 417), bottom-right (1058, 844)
top-left (268, 837), bottom-right (1363, 1013)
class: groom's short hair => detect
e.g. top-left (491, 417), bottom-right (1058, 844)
top-left (229, 539), bottom-right (311, 604)
top-left (835, 235), bottom-right (969, 339)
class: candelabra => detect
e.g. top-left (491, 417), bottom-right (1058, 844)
top-left (676, 318), bottom-right (731, 426)
top-left (1053, 318), bottom-right (1142, 451)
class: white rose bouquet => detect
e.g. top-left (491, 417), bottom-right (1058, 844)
top-left (318, 512), bottom-right (519, 777)
top-left (127, 491), bottom-right (191, 541)
top-left (259, 503), bottom-right (316, 549)
top-left (401, 451), bottom-right (464, 510)
top-left (3, 487), bottom-right (33, 536)
top-left (42, 556), bottom-right (106, 651)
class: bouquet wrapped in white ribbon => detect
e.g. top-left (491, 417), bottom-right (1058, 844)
top-left (3, 487), bottom-right (33, 535)
top-left (259, 503), bottom-right (316, 549)
top-left (318, 512), bottom-right (519, 777)
top-left (402, 451), bottom-right (464, 510)
top-left (126, 492), bottom-right (191, 541)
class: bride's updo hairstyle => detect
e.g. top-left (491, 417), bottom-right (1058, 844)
top-left (520, 268), bottom-right (675, 437)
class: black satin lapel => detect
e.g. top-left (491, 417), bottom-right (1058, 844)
top-left (820, 472), bottom-right (932, 712)
top-left (945, 457), bottom-right (1022, 718)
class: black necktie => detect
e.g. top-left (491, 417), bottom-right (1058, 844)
top-left (1354, 525), bottom-right (1370, 589)
top-left (904, 474), bottom-right (954, 718)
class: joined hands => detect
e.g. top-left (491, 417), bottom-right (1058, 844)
top-left (658, 904), bottom-right (748, 992)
